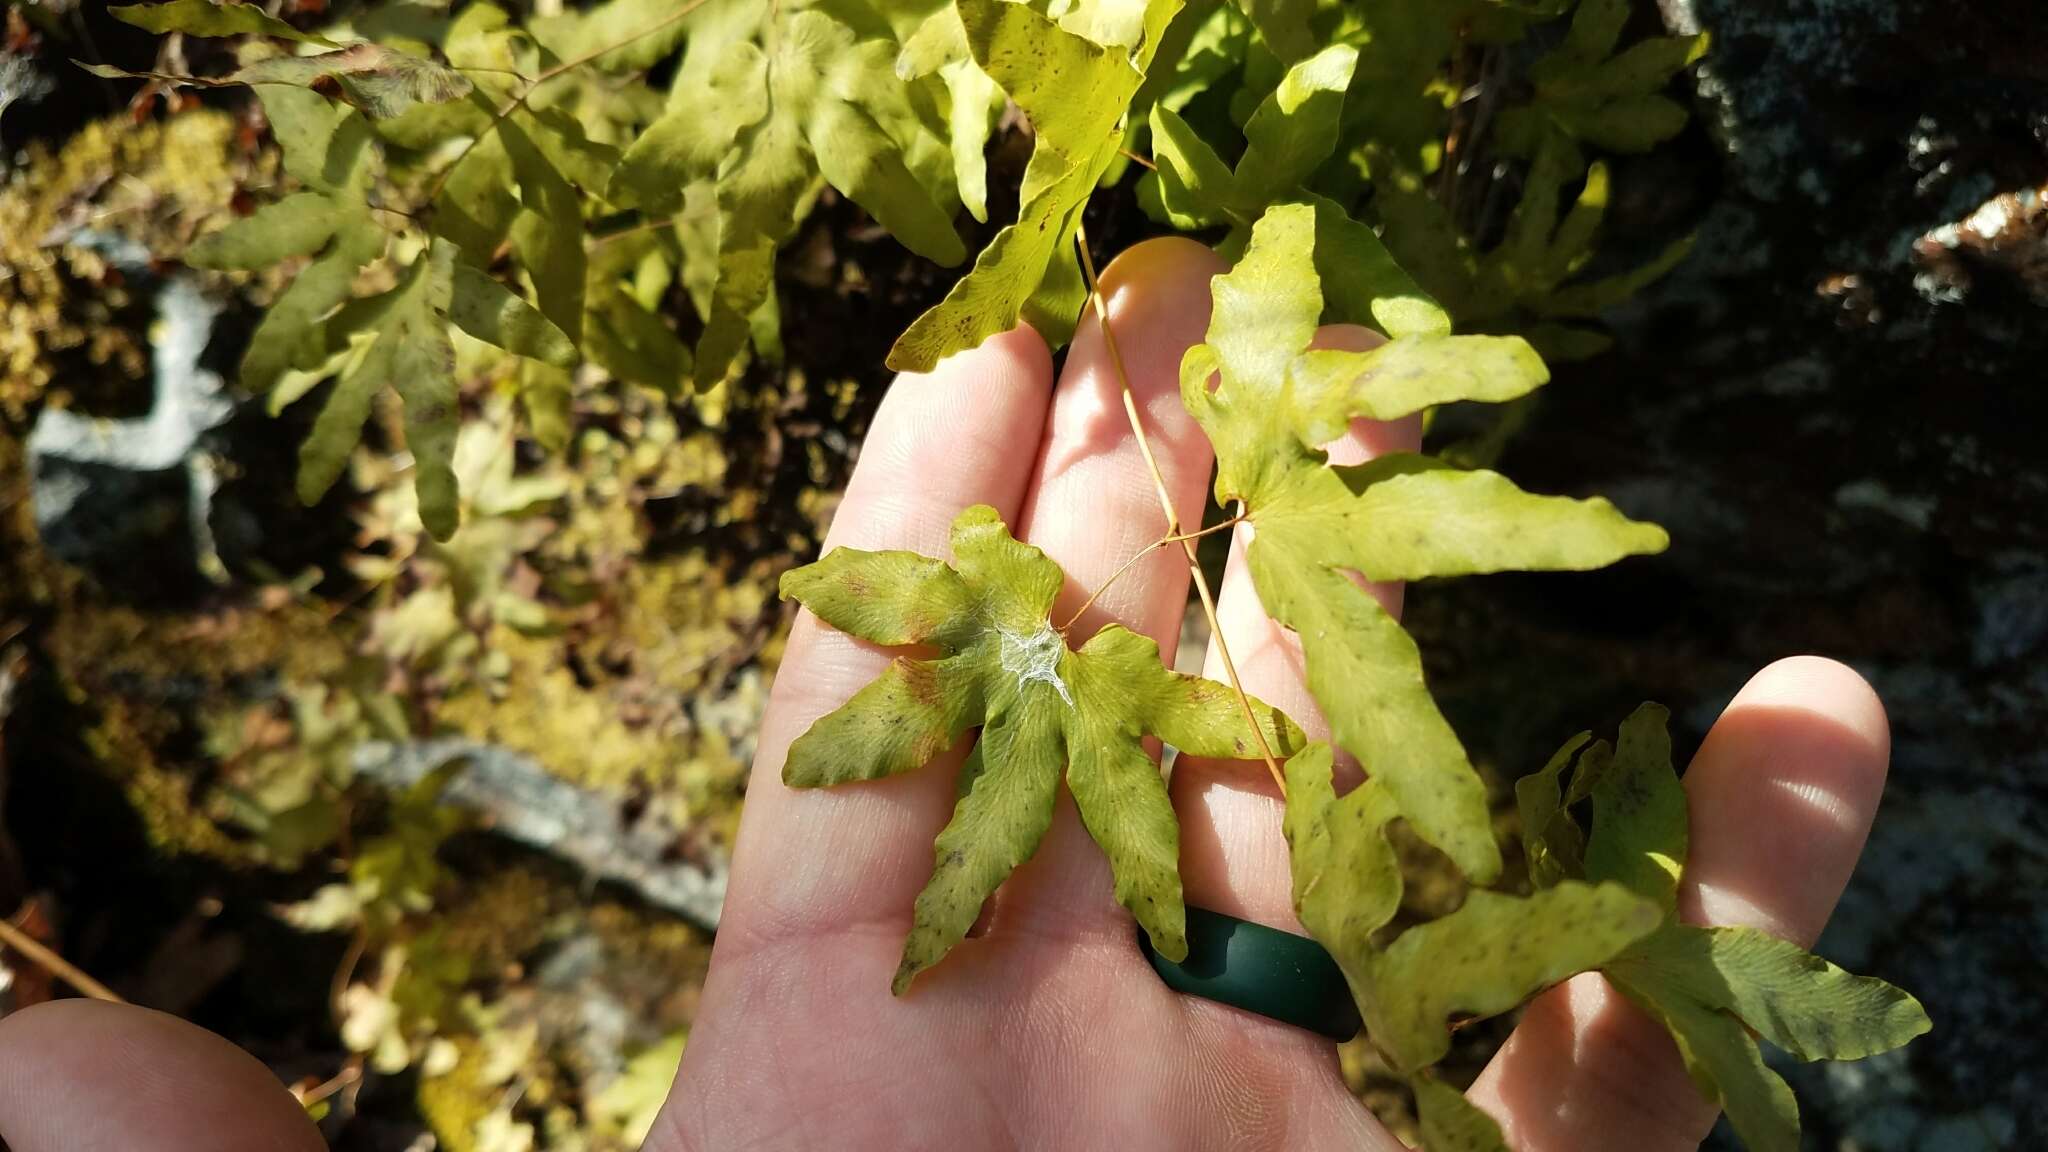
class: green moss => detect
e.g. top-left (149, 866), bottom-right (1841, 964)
top-left (416, 1037), bottom-right (499, 1152)
top-left (0, 109), bottom-right (248, 422)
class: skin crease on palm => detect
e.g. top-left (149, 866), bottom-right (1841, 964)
top-left (0, 239), bottom-right (1894, 1152)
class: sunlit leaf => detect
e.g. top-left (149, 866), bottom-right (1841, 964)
top-left (1147, 46), bottom-right (1356, 229)
top-left (1614, 924), bottom-right (1932, 1064)
top-left (609, 43), bottom-right (769, 213)
top-left (1189, 204), bottom-right (1665, 881)
top-left (1611, 962), bottom-right (1802, 1152)
top-left (1283, 742), bottom-right (1402, 954)
top-left (782, 504), bottom-right (1298, 992)
top-left (888, 0), bottom-right (1176, 370)
top-left (1519, 701), bottom-right (1934, 1152)
top-left (1583, 701), bottom-right (1687, 915)
top-left (695, 5), bottom-right (967, 385)
top-left (1365, 883), bottom-right (1659, 1071)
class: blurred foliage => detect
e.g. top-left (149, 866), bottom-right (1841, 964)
top-left (0, 106), bottom-right (804, 1148)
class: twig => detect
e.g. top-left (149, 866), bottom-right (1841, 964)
top-left (330, 928), bottom-right (367, 1022)
top-left (1072, 224), bottom-right (1286, 793)
top-left (425, 0), bottom-right (714, 204)
top-left (1117, 148), bottom-right (1158, 172)
top-left (293, 1058), bottom-right (364, 1109)
top-left (589, 212), bottom-right (682, 249)
top-left (0, 915), bottom-right (124, 1003)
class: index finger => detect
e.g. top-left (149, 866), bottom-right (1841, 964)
top-left (711, 327), bottom-right (1054, 957)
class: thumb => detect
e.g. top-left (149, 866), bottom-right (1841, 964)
top-left (0, 999), bottom-right (324, 1152)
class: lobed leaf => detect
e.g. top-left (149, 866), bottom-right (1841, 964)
top-left (889, 0), bottom-right (1172, 370)
top-left (1287, 336), bottom-right (1546, 443)
top-left (1148, 47), bottom-right (1358, 232)
top-left (1233, 44), bottom-right (1355, 206)
top-left (1614, 924), bottom-right (1932, 1064)
top-left (782, 546), bottom-right (976, 645)
top-left (899, 729), bottom-right (1060, 993)
top-left (501, 115), bottom-right (587, 346)
top-left (1290, 458), bottom-right (1671, 583)
top-left (260, 85), bottom-right (359, 192)
top-left (1583, 701), bottom-right (1687, 914)
top-left (1252, 537), bottom-right (1498, 878)
top-left (1516, 730), bottom-right (1591, 889)
top-left (448, 264), bottom-right (578, 368)
top-left (1516, 701), bottom-right (1932, 1152)
top-left (781, 505), bottom-right (1298, 992)
top-left (294, 240), bottom-right (463, 540)
top-left (1610, 962), bottom-right (1802, 1152)
top-left (241, 212), bottom-right (385, 394)
top-left (1190, 204), bottom-right (1665, 882)
top-left (1304, 195), bottom-right (1449, 339)
top-left (694, 5), bottom-right (966, 385)
top-left (1283, 742), bottom-right (1403, 957)
top-left (1148, 104), bottom-right (1235, 227)
top-left (110, 0), bottom-right (338, 47)
top-left (185, 192), bottom-right (341, 270)
top-left (609, 44), bottom-right (769, 213)
top-left (1366, 883), bottom-right (1659, 1071)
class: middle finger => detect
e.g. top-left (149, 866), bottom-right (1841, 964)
top-left (989, 236), bottom-right (1231, 944)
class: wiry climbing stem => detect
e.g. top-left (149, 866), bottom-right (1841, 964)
top-left (1058, 517), bottom-right (1242, 633)
top-left (1073, 225), bottom-right (1286, 793)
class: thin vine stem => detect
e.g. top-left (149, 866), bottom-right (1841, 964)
top-left (0, 915), bottom-right (124, 1003)
top-left (425, 0), bottom-right (714, 205)
top-left (1072, 224), bottom-right (1287, 794)
top-left (1058, 516), bottom-right (1242, 633)
top-left (589, 211), bottom-right (684, 249)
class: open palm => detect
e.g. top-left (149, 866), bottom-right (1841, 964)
top-left (0, 239), bottom-right (1892, 1152)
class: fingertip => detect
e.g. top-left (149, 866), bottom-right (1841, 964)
top-left (1723, 655), bottom-right (1889, 764)
top-left (0, 1000), bottom-right (323, 1152)
top-left (1096, 235), bottom-right (1230, 298)
top-left (1683, 654), bottom-right (1891, 946)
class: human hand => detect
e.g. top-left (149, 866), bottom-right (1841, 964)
top-left (0, 239), bottom-right (1892, 1152)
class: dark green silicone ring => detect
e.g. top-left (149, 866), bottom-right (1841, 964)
top-left (1139, 906), bottom-right (1362, 1041)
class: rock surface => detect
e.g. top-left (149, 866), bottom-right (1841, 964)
top-left (27, 270), bottom-right (232, 598)
top-left (353, 739), bottom-right (729, 932)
